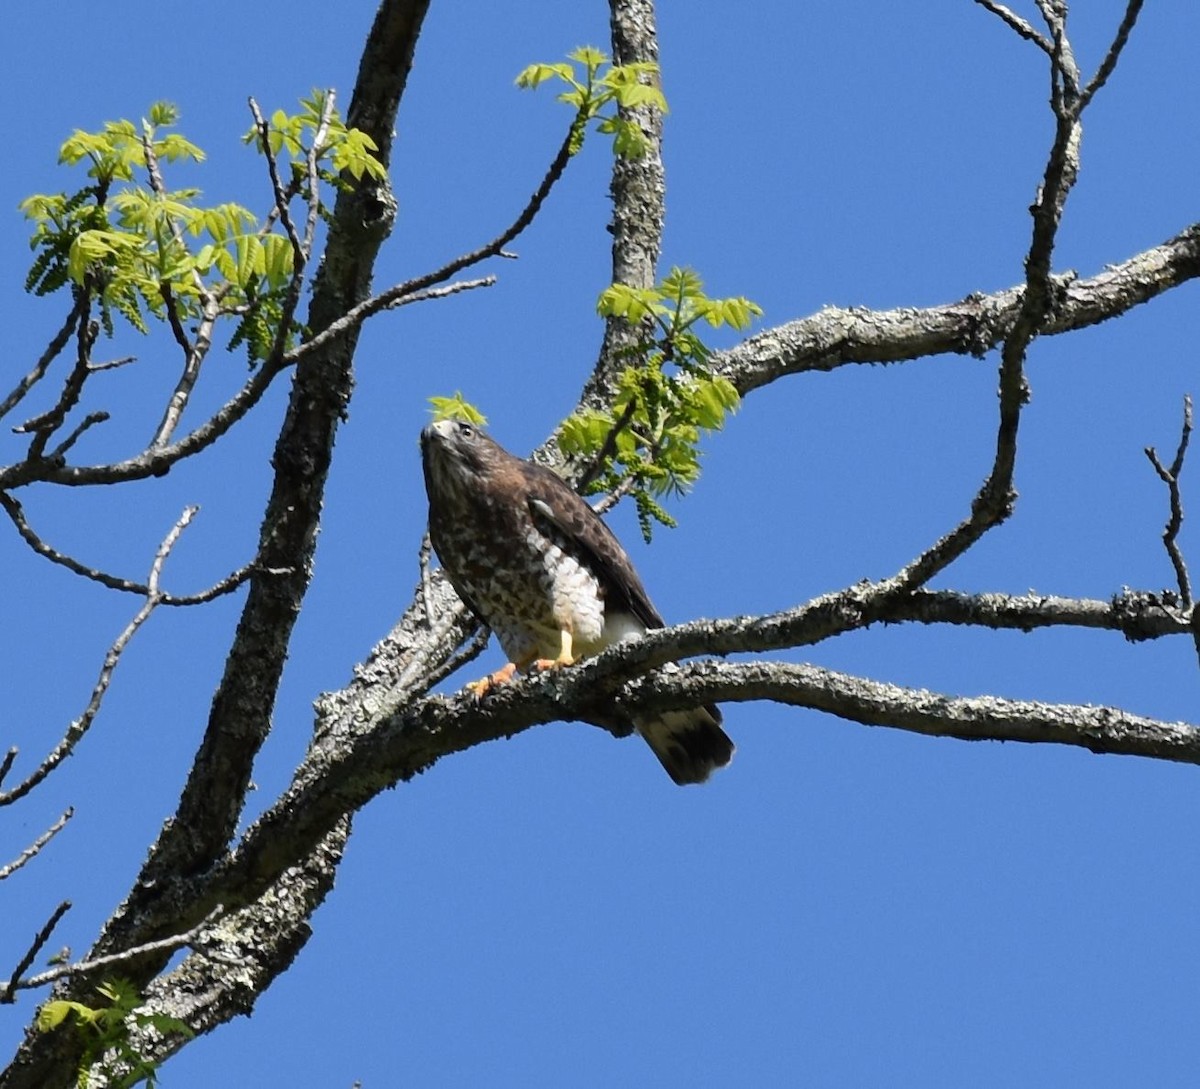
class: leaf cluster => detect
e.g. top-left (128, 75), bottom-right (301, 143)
top-left (20, 93), bottom-right (385, 363)
top-left (515, 47), bottom-right (667, 157)
top-left (241, 88), bottom-right (386, 186)
top-left (560, 268), bottom-right (759, 540)
top-left (36, 978), bottom-right (192, 1088)
top-left (427, 391), bottom-right (488, 426)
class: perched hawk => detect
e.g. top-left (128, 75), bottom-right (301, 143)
top-left (420, 419), bottom-right (734, 785)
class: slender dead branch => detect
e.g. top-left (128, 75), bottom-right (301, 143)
top-left (974, 0), bottom-right (1053, 53)
top-left (247, 96), bottom-right (304, 259)
top-left (0, 294), bottom-right (89, 422)
top-left (48, 411), bottom-right (109, 460)
top-left (0, 492), bottom-right (264, 605)
top-left (1145, 394), bottom-right (1193, 609)
top-left (1077, 0), bottom-right (1145, 113)
top-left (18, 304), bottom-right (96, 462)
top-left (381, 274), bottom-right (496, 310)
top-left (1, 902), bottom-right (71, 1004)
top-left (283, 109), bottom-right (586, 370)
top-left (0, 907), bottom-right (225, 1002)
top-left (0, 809), bottom-right (74, 881)
top-left (0, 748), bottom-right (15, 789)
top-left (0, 507), bottom-right (198, 807)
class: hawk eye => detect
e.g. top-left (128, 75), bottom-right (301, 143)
top-left (456, 422), bottom-right (475, 440)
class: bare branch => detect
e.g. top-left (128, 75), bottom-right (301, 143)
top-left (1078, 0), bottom-right (1145, 113)
top-left (618, 659), bottom-right (1200, 765)
top-left (18, 304), bottom-right (97, 462)
top-left (282, 104), bottom-right (588, 372)
top-left (0, 294), bottom-right (88, 422)
top-left (247, 96), bottom-right (304, 258)
top-left (48, 411), bottom-right (109, 460)
top-left (0, 492), bottom-right (262, 605)
top-left (0, 507), bottom-right (197, 807)
top-left (973, 0), bottom-right (1053, 55)
top-left (0, 809), bottom-right (73, 881)
top-left (380, 274), bottom-right (496, 310)
top-left (0, 906), bottom-right (225, 1001)
top-left (1145, 395), bottom-right (1193, 609)
top-left (1, 902), bottom-right (71, 1004)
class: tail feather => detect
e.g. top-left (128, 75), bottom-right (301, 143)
top-left (636, 705), bottom-right (734, 785)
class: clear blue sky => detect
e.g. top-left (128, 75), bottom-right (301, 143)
top-left (4, 2), bottom-right (1200, 1086)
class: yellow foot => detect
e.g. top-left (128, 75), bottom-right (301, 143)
top-left (465, 661), bottom-right (518, 699)
top-left (532, 628), bottom-right (576, 672)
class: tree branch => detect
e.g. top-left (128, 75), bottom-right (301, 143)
top-left (0, 809), bottom-right (73, 882)
top-left (0, 508), bottom-right (197, 807)
top-left (1145, 395), bottom-right (1193, 610)
top-left (618, 659), bottom-right (1200, 765)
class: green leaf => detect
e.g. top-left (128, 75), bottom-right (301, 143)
top-left (234, 234), bottom-right (265, 286)
top-left (428, 392), bottom-right (487, 425)
top-left (36, 1001), bottom-right (98, 1033)
top-left (515, 62), bottom-right (573, 90)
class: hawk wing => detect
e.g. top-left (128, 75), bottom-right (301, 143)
top-left (517, 459), bottom-right (663, 632)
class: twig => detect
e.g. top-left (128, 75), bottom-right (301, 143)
top-left (0, 294), bottom-right (89, 422)
top-left (0, 507), bottom-right (198, 807)
top-left (49, 411), bottom-right (109, 461)
top-left (0, 906), bottom-right (225, 1001)
top-left (284, 105), bottom-right (587, 370)
top-left (577, 397), bottom-right (638, 493)
top-left (381, 275), bottom-right (496, 311)
top-left (247, 97), bottom-right (304, 258)
top-left (18, 303), bottom-right (97, 460)
top-left (87, 355), bottom-right (137, 373)
top-left (258, 90), bottom-right (337, 375)
top-left (420, 622), bottom-right (489, 692)
top-left (0, 492), bottom-right (267, 605)
top-left (0, 748), bottom-right (16, 788)
top-left (590, 474), bottom-right (635, 516)
top-left (973, 0), bottom-right (1053, 54)
top-left (0, 809), bottom-right (74, 881)
top-left (1077, 0), bottom-right (1146, 114)
top-left (1145, 394), bottom-right (1193, 609)
top-left (1, 901), bottom-right (71, 1004)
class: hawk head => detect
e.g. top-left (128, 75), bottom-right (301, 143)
top-left (420, 418), bottom-right (502, 504)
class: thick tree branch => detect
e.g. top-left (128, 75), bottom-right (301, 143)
top-left (715, 223), bottom-right (1200, 398)
top-left (618, 660), bottom-right (1200, 765)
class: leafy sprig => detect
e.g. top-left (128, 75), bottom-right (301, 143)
top-left (37, 977), bottom-right (192, 1088)
top-left (428, 392), bottom-right (487, 426)
top-left (516, 46), bottom-right (667, 157)
top-left (560, 267), bottom-right (760, 540)
top-left (20, 94), bottom-right (385, 362)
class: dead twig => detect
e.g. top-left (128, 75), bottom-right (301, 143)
top-left (0, 507), bottom-right (199, 807)
top-left (1145, 394), bottom-right (1193, 609)
top-left (0, 492), bottom-right (275, 605)
top-left (1, 901), bottom-right (71, 1004)
top-left (0, 906), bottom-right (225, 1001)
top-left (0, 808), bottom-right (74, 881)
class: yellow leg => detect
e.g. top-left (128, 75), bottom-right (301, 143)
top-left (533, 628), bottom-right (575, 671)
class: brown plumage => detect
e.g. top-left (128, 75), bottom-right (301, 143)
top-left (420, 418), bottom-right (734, 785)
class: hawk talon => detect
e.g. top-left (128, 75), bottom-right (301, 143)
top-left (465, 661), bottom-right (518, 699)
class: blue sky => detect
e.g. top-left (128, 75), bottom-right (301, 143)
top-left (4, 2), bottom-right (1200, 1086)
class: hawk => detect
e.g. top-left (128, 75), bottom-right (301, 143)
top-left (420, 418), bottom-right (734, 784)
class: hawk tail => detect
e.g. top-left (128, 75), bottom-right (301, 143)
top-left (636, 705), bottom-right (734, 786)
